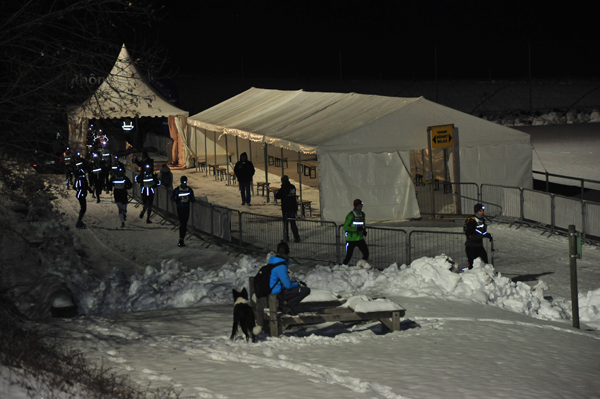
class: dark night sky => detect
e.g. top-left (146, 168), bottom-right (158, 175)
top-left (145, 1), bottom-right (598, 80)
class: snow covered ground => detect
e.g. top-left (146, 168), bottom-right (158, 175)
top-left (2, 123), bottom-right (600, 398)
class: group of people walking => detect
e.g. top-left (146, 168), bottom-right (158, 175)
top-left (64, 148), bottom-right (197, 247)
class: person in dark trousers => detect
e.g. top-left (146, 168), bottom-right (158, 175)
top-left (269, 242), bottom-right (311, 315)
top-left (171, 175), bottom-right (196, 247)
top-left (89, 151), bottom-right (105, 203)
top-left (464, 203), bottom-right (492, 270)
top-left (342, 199), bottom-right (369, 266)
top-left (112, 166), bottom-right (133, 228)
top-left (233, 152), bottom-right (255, 205)
top-left (74, 168), bottom-right (92, 229)
top-left (60, 147), bottom-right (74, 188)
top-left (137, 168), bottom-right (160, 224)
top-left (275, 175), bottom-right (301, 242)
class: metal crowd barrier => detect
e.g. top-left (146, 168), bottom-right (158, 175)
top-left (339, 225), bottom-right (409, 270)
top-left (481, 183), bottom-right (600, 243)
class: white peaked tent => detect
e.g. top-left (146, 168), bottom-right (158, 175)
top-left (188, 88), bottom-right (532, 222)
top-left (68, 44), bottom-right (190, 165)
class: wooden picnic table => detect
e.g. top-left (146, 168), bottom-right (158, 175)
top-left (249, 277), bottom-right (405, 337)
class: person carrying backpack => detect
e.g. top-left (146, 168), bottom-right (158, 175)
top-left (267, 242), bottom-right (310, 315)
top-left (464, 203), bottom-right (492, 270)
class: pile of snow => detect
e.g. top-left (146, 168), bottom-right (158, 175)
top-left (67, 254), bottom-right (600, 329)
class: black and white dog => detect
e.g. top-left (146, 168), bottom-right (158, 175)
top-left (230, 287), bottom-right (262, 342)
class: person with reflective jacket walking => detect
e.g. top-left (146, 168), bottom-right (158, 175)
top-left (464, 203), bottom-right (492, 269)
top-left (74, 168), bottom-right (92, 229)
top-left (171, 175), bottom-right (196, 247)
top-left (137, 168), bottom-right (160, 224)
top-left (342, 199), bottom-right (369, 266)
top-left (112, 166), bottom-right (133, 228)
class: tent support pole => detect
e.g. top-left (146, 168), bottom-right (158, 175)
top-left (235, 137), bottom-right (239, 162)
top-left (427, 128), bottom-right (436, 218)
top-left (453, 127), bottom-right (461, 215)
top-left (298, 152), bottom-right (303, 217)
top-left (225, 135), bottom-right (230, 182)
top-left (204, 129), bottom-right (208, 176)
top-left (281, 148), bottom-right (284, 177)
top-left (195, 127), bottom-right (198, 172)
top-left (249, 138), bottom-right (254, 195)
top-left (213, 131), bottom-right (217, 181)
top-left (264, 144), bottom-right (269, 202)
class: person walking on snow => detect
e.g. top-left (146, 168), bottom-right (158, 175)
top-left (112, 166), bottom-right (133, 228)
top-left (171, 175), bottom-right (196, 247)
top-left (275, 175), bottom-right (301, 243)
top-left (464, 203), bottom-right (492, 269)
top-left (233, 152), bottom-right (255, 205)
top-left (137, 168), bottom-right (161, 224)
top-left (342, 199), bottom-right (369, 266)
top-left (74, 168), bottom-right (92, 229)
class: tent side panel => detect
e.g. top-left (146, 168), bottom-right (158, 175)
top-left (319, 152), bottom-right (421, 223)
top-left (459, 143), bottom-right (532, 189)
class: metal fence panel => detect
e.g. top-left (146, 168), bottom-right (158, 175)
top-left (522, 189), bottom-right (552, 226)
top-left (481, 185), bottom-right (521, 218)
top-left (339, 226), bottom-right (408, 270)
top-left (554, 195), bottom-right (583, 232)
top-left (584, 202), bottom-right (600, 241)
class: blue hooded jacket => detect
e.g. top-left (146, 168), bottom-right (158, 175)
top-left (268, 255), bottom-right (299, 294)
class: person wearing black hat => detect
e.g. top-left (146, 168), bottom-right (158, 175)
top-left (171, 175), bottom-right (196, 247)
top-left (342, 199), bottom-right (369, 266)
top-left (275, 175), bottom-right (301, 242)
top-left (463, 203), bottom-right (492, 269)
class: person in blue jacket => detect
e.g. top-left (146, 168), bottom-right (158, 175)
top-left (171, 175), bottom-right (196, 247)
top-left (269, 242), bottom-right (310, 315)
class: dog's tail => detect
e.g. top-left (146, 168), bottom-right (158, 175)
top-left (253, 326), bottom-right (262, 336)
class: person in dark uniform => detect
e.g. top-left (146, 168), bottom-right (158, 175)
top-left (342, 199), bottom-right (369, 266)
top-left (60, 147), bottom-right (74, 189)
top-left (134, 150), bottom-right (154, 176)
top-left (233, 152), bottom-right (255, 206)
top-left (275, 175), bottom-right (301, 243)
top-left (112, 166), bottom-right (133, 228)
top-left (74, 168), bottom-right (92, 229)
top-left (464, 203), bottom-right (493, 269)
top-left (89, 151), bottom-right (105, 203)
top-left (171, 175), bottom-right (196, 247)
top-left (137, 167), bottom-right (160, 224)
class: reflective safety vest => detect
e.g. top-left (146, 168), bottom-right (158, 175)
top-left (142, 174), bottom-right (154, 188)
top-left (178, 186), bottom-right (191, 203)
top-left (113, 179), bottom-right (126, 190)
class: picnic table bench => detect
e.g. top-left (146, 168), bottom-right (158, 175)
top-left (297, 160), bottom-right (318, 179)
top-left (248, 277), bottom-right (405, 337)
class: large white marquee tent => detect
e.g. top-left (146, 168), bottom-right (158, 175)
top-left (67, 44), bottom-right (190, 164)
top-left (188, 88), bottom-right (532, 222)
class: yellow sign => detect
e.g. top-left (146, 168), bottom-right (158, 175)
top-left (430, 124), bottom-right (454, 148)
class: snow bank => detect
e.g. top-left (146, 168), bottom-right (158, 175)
top-left (68, 254), bottom-right (600, 329)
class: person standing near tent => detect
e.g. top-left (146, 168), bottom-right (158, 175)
top-left (342, 199), bottom-right (369, 266)
top-left (275, 175), bottom-right (301, 243)
top-left (463, 203), bottom-right (492, 270)
top-left (112, 165), bottom-right (133, 228)
top-left (233, 152), bottom-right (255, 206)
top-left (171, 175), bottom-right (196, 247)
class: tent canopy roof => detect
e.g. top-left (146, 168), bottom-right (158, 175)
top-left (70, 44), bottom-right (188, 120)
top-left (187, 88), bottom-right (529, 154)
